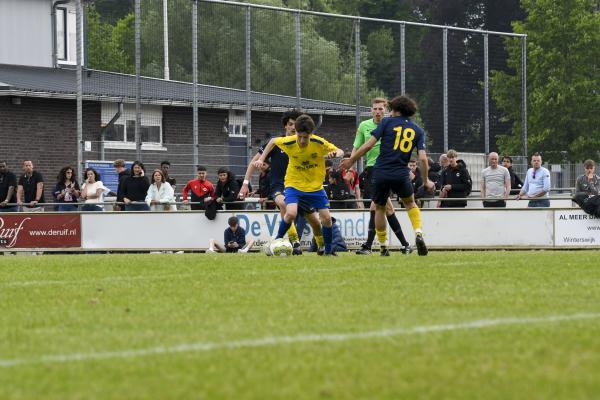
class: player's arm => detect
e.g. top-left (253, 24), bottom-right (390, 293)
top-left (253, 139), bottom-right (277, 168)
top-left (239, 151), bottom-right (262, 198)
top-left (342, 137), bottom-right (377, 170)
top-left (326, 148), bottom-right (344, 159)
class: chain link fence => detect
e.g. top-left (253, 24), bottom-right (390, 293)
top-left (77, 0), bottom-right (527, 186)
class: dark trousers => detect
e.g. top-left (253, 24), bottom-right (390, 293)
top-left (483, 200), bottom-right (506, 208)
top-left (528, 199), bottom-right (550, 208)
top-left (125, 203), bottom-right (151, 211)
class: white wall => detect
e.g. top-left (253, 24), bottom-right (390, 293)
top-left (0, 0), bottom-right (78, 67)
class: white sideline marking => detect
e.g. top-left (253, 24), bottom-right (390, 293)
top-left (1, 312), bottom-right (599, 368)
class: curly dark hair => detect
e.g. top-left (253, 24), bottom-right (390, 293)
top-left (84, 167), bottom-right (101, 182)
top-left (281, 109), bottom-right (303, 128)
top-left (389, 95), bottom-right (418, 117)
top-left (56, 166), bottom-right (75, 183)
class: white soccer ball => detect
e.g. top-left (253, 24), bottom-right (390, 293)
top-left (269, 238), bottom-right (293, 257)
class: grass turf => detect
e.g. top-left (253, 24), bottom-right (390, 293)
top-left (1, 251), bottom-right (599, 399)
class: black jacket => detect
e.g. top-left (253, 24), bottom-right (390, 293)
top-left (122, 175), bottom-right (150, 202)
top-left (116, 169), bottom-right (131, 203)
top-left (507, 166), bottom-right (523, 195)
top-left (440, 164), bottom-right (472, 208)
top-left (215, 178), bottom-right (242, 210)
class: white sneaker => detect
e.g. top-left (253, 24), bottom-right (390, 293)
top-left (205, 248), bottom-right (216, 254)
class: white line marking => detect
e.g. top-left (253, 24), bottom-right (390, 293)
top-left (1, 312), bottom-right (598, 368)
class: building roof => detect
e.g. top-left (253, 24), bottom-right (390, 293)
top-left (0, 64), bottom-right (368, 116)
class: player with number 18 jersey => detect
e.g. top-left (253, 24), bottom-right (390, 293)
top-left (370, 116), bottom-right (426, 205)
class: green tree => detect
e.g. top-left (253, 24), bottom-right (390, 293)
top-left (86, 5), bottom-right (133, 74)
top-left (491, 0), bottom-right (600, 162)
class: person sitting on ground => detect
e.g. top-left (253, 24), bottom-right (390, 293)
top-left (309, 216), bottom-right (347, 253)
top-left (146, 169), bottom-right (177, 211)
top-left (206, 216), bottom-right (255, 253)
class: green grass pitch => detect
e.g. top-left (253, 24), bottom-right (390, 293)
top-left (1, 251), bottom-right (600, 399)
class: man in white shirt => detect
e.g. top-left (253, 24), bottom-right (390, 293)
top-left (481, 152), bottom-right (511, 207)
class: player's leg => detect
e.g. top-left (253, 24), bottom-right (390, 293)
top-left (400, 195), bottom-right (427, 256)
top-left (385, 197), bottom-right (411, 253)
top-left (317, 207), bottom-right (336, 255)
top-left (239, 239), bottom-right (255, 253)
top-left (371, 178), bottom-right (392, 256)
top-left (274, 189), bottom-right (300, 244)
top-left (207, 239), bottom-right (225, 253)
top-left (304, 211), bottom-right (325, 252)
top-left (356, 201), bottom-right (377, 255)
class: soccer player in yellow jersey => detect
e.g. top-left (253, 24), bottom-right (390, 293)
top-left (254, 114), bottom-right (344, 255)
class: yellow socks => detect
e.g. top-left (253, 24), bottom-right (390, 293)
top-left (376, 229), bottom-right (388, 246)
top-left (407, 207), bottom-right (422, 232)
top-left (314, 235), bottom-right (324, 248)
top-left (287, 223), bottom-right (299, 243)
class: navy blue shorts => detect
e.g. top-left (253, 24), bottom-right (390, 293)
top-left (269, 182), bottom-right (285, 200)
top-left (372, 169), bottom-right (413, 206)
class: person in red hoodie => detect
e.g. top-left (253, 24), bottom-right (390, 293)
top-left (182, 165), bottom-right (215, 210)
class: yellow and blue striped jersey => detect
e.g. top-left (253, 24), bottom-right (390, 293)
top-left (273, 134), bottom-right (338, 192)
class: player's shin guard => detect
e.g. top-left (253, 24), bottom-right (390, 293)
top-left (386, 213), bottom-right (409, 247)
top-left (286, 223), bottom-right (299, 243)
top-left (407, 207), bottom-right (422, 233)
top-left (322, 225), bottom-right (333, 253)
top-left (376, 229), bottom-right (388, 248)
top-left (276, 220), bottom-right (292, 240)
top-left (314, 235), bottom-right (325, 248)
top-left (364, 210), bottom-right (376, 248)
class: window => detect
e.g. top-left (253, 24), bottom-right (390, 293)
top-left (227, 110), bottom-right (248, 137)
top-left (101, 103), bottom-right (164, 149)
top-left (56, 8), bottom-right (67, 61)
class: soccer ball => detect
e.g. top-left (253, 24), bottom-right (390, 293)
top-left (267, 238), bottom-right (293, 257)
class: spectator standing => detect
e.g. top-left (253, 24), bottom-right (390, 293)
top-left (439, 150), bottom-right (472, 208)
top-left (122, 161), bottom-right (151, 211)
top-left (146, 169), bottom-right (177, 211)
top-left (17, 160), bottom-right (44, 212)
top-left (502, 156), bottom-right (523, 195)
top-left (206, 216), bottom-right (255, 253)
top-left (516, 153), bottom-right (551, 207)
top-left (326, 170), bottom-right (354, 209)
top-left (113, 159), bottom-right (131, 211)
top-left (575, 159), bottom-right (600, 197)
top-left (80, 168), bottom-right (107, 211)
top-left (182, 165), bottom-right (215, 210)
top-left (481, 152), bottom-right (511, 208)
top-left (53, 166), bottom-right (80, 212)
top-left (0, 161), bottom-right (18, 212)
top-left (341, 154), bottom-right (363, 209)
top-left (428, 157), bottom-right (442, 191)
top-left (215, 167), bottom-right (242, 210)
top-left (257, 160), bottom-right (275, 210)
top-left (160, 160), bottom-right (176, 189)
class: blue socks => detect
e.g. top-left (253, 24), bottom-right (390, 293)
top-left (276, 219), bottom-right (292, 239)
top-left (323, 225), bottom-right (333, 253)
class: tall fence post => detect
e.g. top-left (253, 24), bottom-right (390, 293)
top-left (521, 36), bottom-right (528, 158)
top-left (354, 18), bottom-right (361, 128)
top-left (484, 33), bottom-right (489, 155)
top-left (76, 0), bottom-right (83, 180)
top-left (163, 0), bottom-right (170, 80)
top-left (245, 5), bottom-right (252, 161)
top-left (295, 11), bottom-right (302, 109)
top-left (134, 0), bottom-right (142, 161)
top-left (400, 23), bottom-right (405, 95)
top-left (192, 0), bottom-right (199, 172)
top-left (443, 27), bottom-right (448, 152)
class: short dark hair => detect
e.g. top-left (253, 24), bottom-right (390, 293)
top-left (197, 165), bottom-right (207, 172)
top-left (160, 160), bottom-right (171, 167)
top-left (281, 109), bottom-right (303, 127)
top-left (502, 155), bottom-right (513, 163)
top-left (325, 159), bottom-right (333, 168)
top-left (389, 95), bottom-right (417, 117)
top-left (295, 114), bottom-right (315, 134)
top-left (217, 167), bottom-right (230, 175)
top-left (228, 216), bottom-right (239, 227)
top-left (532, 152), bottom-right (541, 157)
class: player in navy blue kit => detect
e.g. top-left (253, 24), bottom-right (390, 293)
top-left (342, 96), bottom-right (434, 256)
top-left (239, 110), bottom-right (326, 254)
